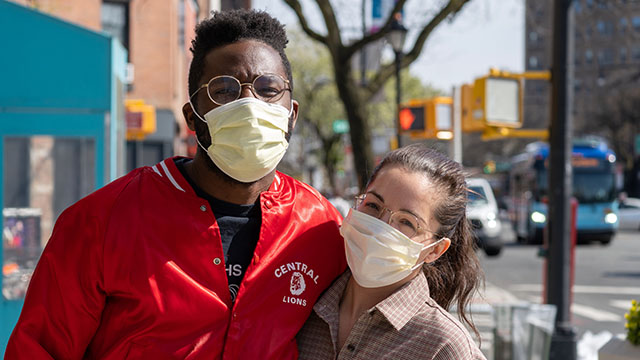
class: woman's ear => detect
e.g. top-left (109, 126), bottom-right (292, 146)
top-left (422, 238), bottom-right (451, 264)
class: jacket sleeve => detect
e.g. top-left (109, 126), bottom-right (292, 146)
top-left (5, 200), bottom-right (106, 359)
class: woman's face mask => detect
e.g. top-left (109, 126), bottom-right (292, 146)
top-left (341, 209), bottom-right (446, 288)
top-left (189, 97), bottom-right (293, 183)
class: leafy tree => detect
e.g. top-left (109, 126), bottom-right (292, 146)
top-left (283, 0), bottom-right (472, 188)
top-left (286, 29), bottom-right (440, 194)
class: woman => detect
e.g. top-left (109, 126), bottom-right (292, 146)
top-left (297, 144), bottom-right (486, 360)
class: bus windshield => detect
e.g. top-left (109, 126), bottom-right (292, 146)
top-left (535, 170), bottom-right (615, 203)
top-left (574, 172), bottom-right (616, 203)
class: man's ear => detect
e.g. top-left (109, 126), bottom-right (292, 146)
top-left (182, 102), bottom-right (196, 131)
top-left (422, 238), bottom-right (451, 264)
top-left (290, 99), bottom-right (299, 130)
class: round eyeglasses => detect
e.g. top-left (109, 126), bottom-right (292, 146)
top-left (355, 194), bottom-right (441, 239)
top-left (190, 73), bottom-right (291, 106)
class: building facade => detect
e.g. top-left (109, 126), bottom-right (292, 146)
top-left (525, 0), bottom-right (640, 194)
top-left (9, 0), bottom-right (219, 170)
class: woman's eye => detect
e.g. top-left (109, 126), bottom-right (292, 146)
top-left (364, 202), bottom-right (380, 211)
top-left (400, 219), bottom-right (416, 230)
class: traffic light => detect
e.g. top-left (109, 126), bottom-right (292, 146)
top-left (125, 99), bottom-right (156, 140)
top-left (471, 69), bottom-right (523, 128)
top-left (461, 84), bottom-right (484, 132)
top-left (398, 97), bottom-right (453, 139)
top-left (399, 104), bottom-right (426, 133)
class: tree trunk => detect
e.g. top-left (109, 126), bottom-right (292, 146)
top-left (334, 61), bottom-right (373, 190)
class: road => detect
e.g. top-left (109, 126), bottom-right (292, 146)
top-left (478, 227), bottom-right (640, 338)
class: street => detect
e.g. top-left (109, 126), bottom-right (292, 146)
top-left (479, 227), bottom-right (640, 338)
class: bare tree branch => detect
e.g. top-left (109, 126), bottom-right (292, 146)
top-left (283, 0), bottom-right (327, 44)
top-left (342, 0), bottom-right (409, 60)
top-left (364, 0), bottom-right (471, 100)
top-left (315, 0), bottom-right (344, 49)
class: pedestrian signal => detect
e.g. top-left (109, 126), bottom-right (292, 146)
top-left (471, 69), bottom-right (523, 128)
top-left (399, 106), bottom-right (425, 132)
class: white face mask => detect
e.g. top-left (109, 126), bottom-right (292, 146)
top-left (340, 208), bottom-right (445, 288)
top-left (190, 97), bottom-right (292, 183)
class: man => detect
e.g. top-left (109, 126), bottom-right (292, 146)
top-left (7, 10), bottom-right (346, 359)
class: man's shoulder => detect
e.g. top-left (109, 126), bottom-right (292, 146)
top-left (275, 172), bottom-right (342, 219)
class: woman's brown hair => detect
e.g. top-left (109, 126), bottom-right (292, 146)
top-left (367, 144), bottom-right (484, 337)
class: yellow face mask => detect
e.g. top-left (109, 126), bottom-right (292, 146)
top-left (190, 97), bottom-right (292, 183)
top-left (341, 208), bottom-right (445, 288)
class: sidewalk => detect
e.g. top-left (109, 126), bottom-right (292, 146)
top-left (451, 281), bottom-right (523, 359)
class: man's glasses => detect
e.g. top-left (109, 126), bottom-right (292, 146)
top-left (355, 194), bottom-right (441, 239)
top-left (190, 73), bottom-right (291, 106)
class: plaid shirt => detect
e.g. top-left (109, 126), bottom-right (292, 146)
top-left (297, 270), bottom-right (486, 360)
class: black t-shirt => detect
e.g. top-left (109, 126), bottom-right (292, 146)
top-left (174, 158), bottom-right (261, 303)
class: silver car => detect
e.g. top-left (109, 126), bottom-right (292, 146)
top-left (618, 197), bottom-right (640, 231)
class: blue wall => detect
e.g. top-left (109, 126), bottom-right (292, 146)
top-left (0, 0), bottom-right (126, 353)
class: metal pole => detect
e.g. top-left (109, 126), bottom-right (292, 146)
top-left (361, 0), bottom-right (367, 86)
top-left (547, 0), bottom-right (577, 358)
top-left (452, 86), bottom-right (462, 164)
top-left (395, 50), bottom-right (402, 148)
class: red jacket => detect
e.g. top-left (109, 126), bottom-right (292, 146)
top-left (6, 158), bottom-right (347, 359)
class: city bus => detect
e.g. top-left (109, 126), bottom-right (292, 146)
top-left (509, 137), bottom-right (618, 245)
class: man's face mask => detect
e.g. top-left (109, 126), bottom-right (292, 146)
top-left (189, 97), bottom-right (293, 183)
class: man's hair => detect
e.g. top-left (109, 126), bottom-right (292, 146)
top-left (188, 9), bottom-right (293, 97)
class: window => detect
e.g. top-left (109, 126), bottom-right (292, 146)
top-left (620, 18), bottom-right (628, 33)
top-left (529, 31), bottom-right (539, 43)
top-left (620, 47), bottom-right (628, 62)
top-left (101, 1), bottom-right (129, 52)
top-left (586, 0), bottom-right (593, 8)
top-left (596, 21), bottom-right (614, 36)
top-left (633, 16), bottom-right (640, 31)
top-left (574, 0), bottom-right (582, 13)
top-left (574, 79), bottom-right (582, 92)
top-left (585, 49), bottom-right (594, 64)
top-left (598, 48), bottom-right (614, 65)
top-left (632, 46), bottom-right (640, 61)
top-left (178, 0), bottom-right (185, 50)
top-left (529, 56), bottom-right (539, 69)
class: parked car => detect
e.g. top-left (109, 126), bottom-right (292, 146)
top-left (466, 178), bottom-right (503, 257)
top-left (618, 197), bottom-right (640, 231)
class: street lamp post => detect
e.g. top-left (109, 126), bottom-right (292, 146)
top-left (387, 15), bottom-right (407, 149)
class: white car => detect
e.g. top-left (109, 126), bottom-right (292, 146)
top-left (618, 197), bottom-right (640, 231)
top-left (466, 178), bottom-right (503, 256)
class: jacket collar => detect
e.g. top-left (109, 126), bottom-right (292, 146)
top-left (151, 157), bottom-right (285, 199)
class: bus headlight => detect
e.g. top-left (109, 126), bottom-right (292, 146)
top-left (486, 212), bottom-right (496, 221)
top-left (531, 211), bottom-right (546, 223)
top-left (604, 213), bottom-right (617, 224)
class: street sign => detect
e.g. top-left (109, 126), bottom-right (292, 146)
top-left (332, 119), bottom-right (350, 134)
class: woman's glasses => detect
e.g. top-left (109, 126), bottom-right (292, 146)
top-left (355, 194), bottom-right (441, 239)
top-left (190, 73), bottom-right (291, 106)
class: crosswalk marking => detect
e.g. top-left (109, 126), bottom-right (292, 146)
top-left (610, 299), bottom-right (634, 310)
top-left (509, 284), bottom-right (640, 295)
top-left (571, 303), bottom-right (622, 322)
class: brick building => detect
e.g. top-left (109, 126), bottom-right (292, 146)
top-left (6, 0), bottom-right (248, 170)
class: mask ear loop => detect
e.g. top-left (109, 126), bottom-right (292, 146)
top-left (188, 95), bottom-right (212, 154)
top-left (410, 237), bottom-right (447, 270)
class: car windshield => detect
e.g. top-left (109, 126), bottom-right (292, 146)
top-left (468, 185), bottom-right (488, 205)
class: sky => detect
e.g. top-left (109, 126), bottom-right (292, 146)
top-left (252, 0), bottom-right (525, 93)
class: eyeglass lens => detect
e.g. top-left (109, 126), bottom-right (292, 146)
top-left (357, 195), bottom-right (420, 238)
top-left (207, 74), bottom-right (288, 105)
